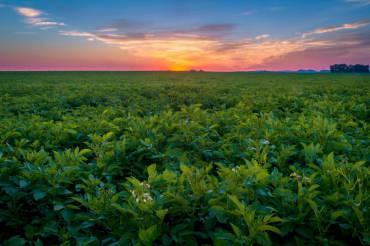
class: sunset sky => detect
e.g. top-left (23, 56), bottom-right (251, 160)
top-left (0, 0), bottom-right (369, 71)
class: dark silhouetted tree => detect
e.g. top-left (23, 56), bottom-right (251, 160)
top-left (330, 64), bottom-right (369, 73)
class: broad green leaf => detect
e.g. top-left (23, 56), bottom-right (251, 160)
top-left (230, 223), bottom-right (242, 238)
top-left (139, 225), bottom-right (158, 246)
top-left (259, 225), bottom-right (282, 235)
top-left (4, 236), bottom-right (26, 246)
top-left (33, 190), bottom-right (46, 201)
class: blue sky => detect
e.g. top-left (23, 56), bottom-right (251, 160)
top-left (0, 0), bottom-right (369, 70)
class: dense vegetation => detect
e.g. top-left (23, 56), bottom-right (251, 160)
top-left (0, 72), bottom-right (369, 245)
top-left (330, 64), bottom-right (369, 73)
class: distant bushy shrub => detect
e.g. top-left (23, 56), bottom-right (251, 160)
top-left (330, 64), bottom-right (369, 73)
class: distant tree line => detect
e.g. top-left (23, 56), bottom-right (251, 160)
top-left (330, 64), bottom-right (369, 73)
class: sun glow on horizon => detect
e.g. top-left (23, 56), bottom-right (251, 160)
top-left (1, 1), bottom-right (370, 71)
top-left (169, 64), bottom-right (191, 71)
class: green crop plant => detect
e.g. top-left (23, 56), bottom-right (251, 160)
top-left (0, 72), bottom-right (369, 245)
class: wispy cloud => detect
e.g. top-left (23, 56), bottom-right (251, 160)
top-left (3, 2), bottom-right (369, 71)
top-left (57, 26), bottom-right (332, 70)
top-left (15, 7), bottom-right (42, 17)
top-left (58, 19), bottom-right (369, 70)
top-left (26, 18), bottom-right (65, 27)
top-left (97, 28), bottom-right (118, 32)
top-left (15, 6), bottom-right (64, 28)
top-left (255, 34), bottom-right (270, 40)
top-left (302, 20), bottom-right (370, 37)
top-left (252, 31), bottom-right (370, 70)
top-left (345, 0), bottom-right (370, 5)
top-left (60, 31), bottom-right (94, 37)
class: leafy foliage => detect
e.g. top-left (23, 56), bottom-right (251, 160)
top-left (0, 72), bottom-right (369, 245)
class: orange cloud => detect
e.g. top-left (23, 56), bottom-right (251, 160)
top-left (31, 17), bottom-right (370, 71)
top-left (15, 7), bottom-right (42, 17)
top-left (302, 20), bottom-right (370, 37)
top-left (15, 6), bottom-right (64, 28)
top-left (58, 29), bottom-right (339, 70)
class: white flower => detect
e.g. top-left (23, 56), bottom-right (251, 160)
top-left (130, 181), bottom-right (154, 204)
top-left (140, 182), bottom-right (150, 189)
top-left (261, 139), bottom-right (270, 145)
top-left (132, 189), bottom-right (153, 203)
top-left (231, 166), bottom-right (240, 173)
